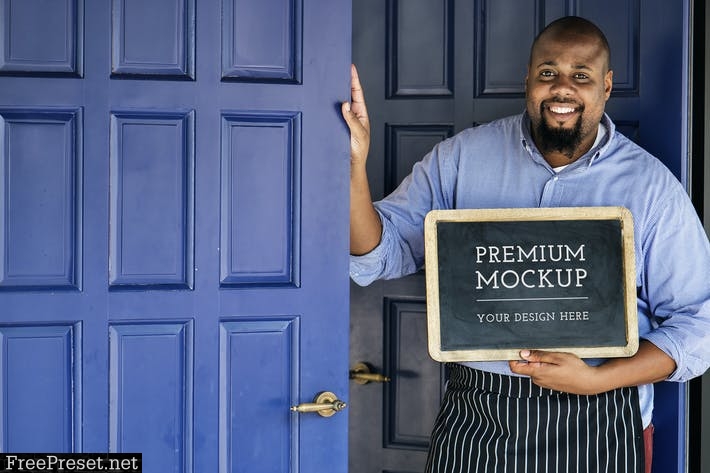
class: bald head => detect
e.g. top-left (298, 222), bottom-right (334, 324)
top-left (530, 16), bottom-right (611, 72)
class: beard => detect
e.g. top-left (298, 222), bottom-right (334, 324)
top-left (534, 104), bottom-right (584, 159)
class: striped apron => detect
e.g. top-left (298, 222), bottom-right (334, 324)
top-left (425, 364), bottom-right (645, 473)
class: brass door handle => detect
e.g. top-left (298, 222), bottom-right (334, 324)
top-left (349, 362), bottom-right (390, 384)
top-left (290, 391), bottom-right (347, 417)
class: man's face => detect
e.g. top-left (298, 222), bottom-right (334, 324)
top-left (525, 32), bottom-right (613, 159)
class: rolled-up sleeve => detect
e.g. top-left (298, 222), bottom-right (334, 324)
top-left (349, 137), bottom-right (458, 287)
top-left (349, 205), bottom-right (424, 286)
top-left (639, 190), bottom-right (710, 382)
top-left (349, 210), bottom-right (392, 286)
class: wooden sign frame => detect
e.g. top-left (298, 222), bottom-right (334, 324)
top-left (424, 207), bottom-right (638, 362)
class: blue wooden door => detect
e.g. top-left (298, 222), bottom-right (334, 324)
top-left (0, 1), bottom-right (351, 472)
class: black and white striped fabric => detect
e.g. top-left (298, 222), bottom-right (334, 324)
top-left (424, 364), bottom-right (644, 473)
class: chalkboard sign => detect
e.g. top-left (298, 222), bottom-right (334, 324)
top-left (424, 207), bottom-right (638, 362)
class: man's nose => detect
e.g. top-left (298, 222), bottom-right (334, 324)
top-left (549, 75), bottom-right (576, 95)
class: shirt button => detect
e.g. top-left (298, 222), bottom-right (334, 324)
top-left (553, 176), bottom-right (559, 181)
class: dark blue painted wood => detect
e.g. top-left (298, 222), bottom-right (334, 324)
top-left (109, 110), bottom-right (194, 290)
top-left (386, 0), bottom-right (453, 98)
top-left (109, 322), bottom-right (193, 473)
top-left (111, 0), bottom-right (195, 79)
top-left (0, 1), bottom-right (351, 472)
top-left (384, 124), bottom-right (453, 195)
top-left (0, 324), bottom-right (81, 452)
top-left (220, 112), bottom-right (301, 287)
top-left (221, 0), bottom-right (302, 82)
top-left (0, 0), bottom-right (84, 76)
top-left (0, 108), bottom-right (82, 290)
top-left (220, 319), bottom-right (298, 472)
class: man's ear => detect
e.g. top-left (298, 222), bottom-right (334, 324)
top-left (604, 69), bottom-right (613, 100)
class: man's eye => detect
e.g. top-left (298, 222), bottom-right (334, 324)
top-left (574, 73), bottom-right (589, 80)
top-left (539, 70), bottom-right (555, 78)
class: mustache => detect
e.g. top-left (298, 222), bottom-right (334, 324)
top-left (541, 98), bottom-right (584, 109)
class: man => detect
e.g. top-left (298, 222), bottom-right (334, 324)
top-left (342, 16), bottom-right (710, 473)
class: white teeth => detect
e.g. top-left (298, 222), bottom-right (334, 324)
top-left (550, 106), bottom-right (575, 114)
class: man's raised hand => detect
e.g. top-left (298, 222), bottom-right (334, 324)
top-left (341, 64), bottom-right (370, 168)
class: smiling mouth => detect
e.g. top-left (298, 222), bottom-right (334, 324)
top-left (548, 105), bottom-right (577, 114)
top-left (542, 102), bottom-right (582, 124)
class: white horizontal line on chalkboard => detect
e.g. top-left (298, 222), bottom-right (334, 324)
top-left (476, 297), bottom-right (589, 302)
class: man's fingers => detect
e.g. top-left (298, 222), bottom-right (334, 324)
top-left (509, 360), bottom-right (534, 375)
top-left (509, 350), bottom-right (562, 375)
top-left (519, 349), bottom-right (564, 365)
top-left (342, 102), bottom-right (365, 133)
top-left (349, 65), bottom-right (370, 122)
top-left (350, 64), bottom-right (366, 105)
top-left (341, 101), bottom-right (352, 121)
top-left (342, 64), bottom-right (371, 166)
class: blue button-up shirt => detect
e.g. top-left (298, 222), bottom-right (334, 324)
top-left (350, 112), bottom-right (710, 427)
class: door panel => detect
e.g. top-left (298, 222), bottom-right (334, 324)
top-left (109, 110), bottom-right (194, 289)
top-left (0, 108), bottom-right (82, 289)
top-left (0, 1), bottom-right (351, 473)
top-left (382, 297), bottom-right (444, 450)
top-left (351, 1), bottom-right (689, 472)
top-left (109, 322), bottom-right (193, 471)
top-left (350, 274), bottom-right (439, 472)
top-left (220, 319), bottom-right (298, 472)
top-left (0, 324), bottom-right (81, 452)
